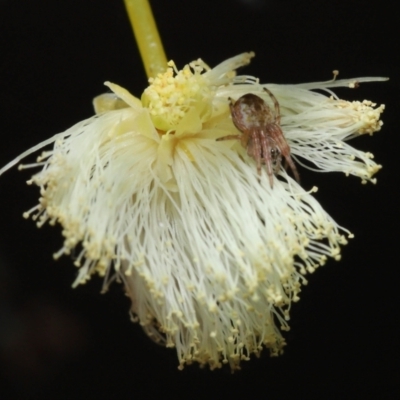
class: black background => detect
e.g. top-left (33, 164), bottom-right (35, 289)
top-left (0, 0), bottom-right (398, 398)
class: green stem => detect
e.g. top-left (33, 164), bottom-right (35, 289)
top-left (124, 0), bottom-right (168, 79)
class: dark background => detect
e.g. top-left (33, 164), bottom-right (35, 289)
top-left (0, 0), bottom-right (398, 398)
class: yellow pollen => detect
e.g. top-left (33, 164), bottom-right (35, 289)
top-left (335, 99), bottom-right (385, 134)
top-left (141, 60), bottom-right (214, 131)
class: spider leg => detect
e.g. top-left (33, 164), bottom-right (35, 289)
top-left (283, 153), bottom-right (300, 183)
top-left (216, 135), bottom-right (241, 141)
top-left (217, 133), bottom-right (250, 153)
top-left (278, 140), bottom-right (300, 182)
top-left (283, 159), bottom-right (288, 170)
top-left (267, 123), bottom-right (300, 183)
top-left (248, 130), bottom-right (262, 177)
top-left (263, 87), bottom-right (281, 125)
top-left (273, 148), bottom-right (282, 173)
top-left (228, 97), bottom-right (237, 121)
top-left (260, 131), bottom-right (274, 187)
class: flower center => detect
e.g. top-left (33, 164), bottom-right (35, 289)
top-left (141, 60), bottom-right (214, 131)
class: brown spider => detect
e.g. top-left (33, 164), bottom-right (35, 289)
top-left (217, 88), bottom-right (299, 188)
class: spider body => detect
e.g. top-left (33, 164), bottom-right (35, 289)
top-left (218, 88), bottom-right (299, 187)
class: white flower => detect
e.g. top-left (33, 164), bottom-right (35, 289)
top-left (0, 53), bottom-right (386, 370)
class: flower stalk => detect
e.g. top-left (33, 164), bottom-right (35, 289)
top-left (124, 0), bottom-right (168, 78)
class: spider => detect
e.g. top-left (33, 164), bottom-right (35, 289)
top-left (217, 88), bottom-right (299, 188)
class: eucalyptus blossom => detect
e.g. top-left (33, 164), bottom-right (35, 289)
top-left (0, 53), bottom-right (386, 370)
